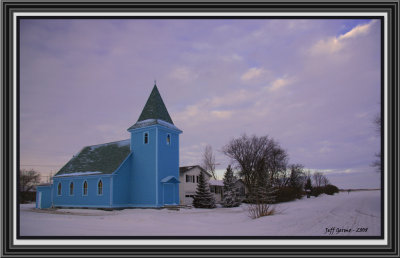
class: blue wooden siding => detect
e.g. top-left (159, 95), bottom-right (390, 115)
top-left (36, 185), bottom-right (52, 208)
top-left (129, 126), bottom-right (158, 206)
top-left (157, 126), bottom-right (180, 205)
top-left (112, 153), bottom-right (132, 206)
top-left (37, 123), bottom-right (181, 209)
top-left (52, 175), bottom-right (111, 208)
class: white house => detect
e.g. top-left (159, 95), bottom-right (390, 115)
top-left (179, 165), bottom-right (247, 205)
top-left (179, 165), bottom-right (212, 205)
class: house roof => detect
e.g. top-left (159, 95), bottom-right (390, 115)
top-left (209, 179), bottom-right (244, 187)
top-left (179, 165), bottom-right (212, 178)
top-left (55, 139), bottom-right (131, 177)
top-left (128, 84), bottom-right (173, 131)
top-left (209, 180), bottom-right (224, 186)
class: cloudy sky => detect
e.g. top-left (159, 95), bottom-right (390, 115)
top-left (19, 18), bottom-right (381, 188)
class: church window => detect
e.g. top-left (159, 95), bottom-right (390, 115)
top-left (166, 134), bottom-right (171, 145)
top-left (83, 181), bottom-right (88, 196)
top-left (69, 182), bottom-right (74, 195)
top-left (57, 182), bottom-right (62, 196)
top-left (144, 132), bottom-right (149, 144)
top-left (98, 180), bottom-right (103, 195)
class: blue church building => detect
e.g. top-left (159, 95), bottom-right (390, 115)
top-left (36, 84), bottom-right (182, 209)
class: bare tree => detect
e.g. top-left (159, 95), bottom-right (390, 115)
top-left (312, 172), bottom-right (324, 187)
top-left (321, 175), bottom-right (330, 187)
top-left (288, 164), bottom-right (306, 189)
top-left (312, 172), bottom-right (330, 187)
top-left (222, 134), bottom-right (288, 200)
top-left (20, 169), bottom-right (40, 192)
top-left (19, 169), bottom-right (41, 203)
top-left (266, 143), bottom-right (288, 185)
top-left (202, 145), bottom-right (217, 179)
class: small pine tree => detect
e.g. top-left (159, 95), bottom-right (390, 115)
top-left (247, 173), bottom-right (277, 218)
top-left (256, 183), bottom-right (277, 204)
top-left (192, 171), bottom-right (216, 208)
top-left (254, 172), bottom-right (277, 204)
top-left (222, 165), bottom-right (240, 207)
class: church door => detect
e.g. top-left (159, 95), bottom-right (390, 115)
top-left (163, 184), bottom-right (174, 205)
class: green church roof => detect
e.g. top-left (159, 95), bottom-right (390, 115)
top-left (54, 139), bottom-right (131, 176)
top-left (137, 84), bottom-right (173, 124)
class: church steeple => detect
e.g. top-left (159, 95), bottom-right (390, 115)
top-left (137, 83), bottom-right (173, 124)
top-left (128, 82), bottom-right (181, 131)
top-left (127, 82), bottom-right (182, 207)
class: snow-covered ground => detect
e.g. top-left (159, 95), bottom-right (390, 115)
top-left (20, 190), bottom-right (381, 236)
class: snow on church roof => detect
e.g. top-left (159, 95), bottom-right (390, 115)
top-left (55, 139), bottom-right (131, 176)
top-left (127, 119), bottom-right (182, 131)
top-left (54, 171), bottom-right (103, 177)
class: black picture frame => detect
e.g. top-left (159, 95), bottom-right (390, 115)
top-left (2, 0), bottom-right (399, 257)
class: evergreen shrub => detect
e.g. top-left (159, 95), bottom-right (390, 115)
top-left (275, 187), bottom-right (303, 203)
top-left (192, 171), bottom-right (216, 208)
top-left (324, 184), bottom-right (339, 195)
top-left (311, 184), bottom-right (339, 196)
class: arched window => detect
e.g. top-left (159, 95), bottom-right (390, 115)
top-left (83, 181), bottom-right (88, 196)
top-left (166, 134), bottom-right (171, 145)
top-left (144, 132), bottom-right (149, 144)
top-left (69, 182), bottom-right (74, 195)
top-left (98, 180), bottom-right (103, 195)
top-left (57, 182), bottom-right (62, 196)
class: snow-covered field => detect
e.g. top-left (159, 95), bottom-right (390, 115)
top-left (20, 190), bottom-right (381, 236)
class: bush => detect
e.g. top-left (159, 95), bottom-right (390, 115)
top-left (246, 203), bottom-right (276, 219)
top-left (242, 198), bottom-right (252, 204)
top-left (275, 187), bottom-right (303, 203)
top-left (20, 191), bottom-right (36, 203)
top-left (324, 184), bottom-right (339, 195)
top-left (311, 184), bottom-right (339, 197)
top-left (311, 186), bottom-right (324, 197)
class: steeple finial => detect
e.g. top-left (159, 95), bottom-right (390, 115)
top-left (154, 79), bottom-right (157, 86)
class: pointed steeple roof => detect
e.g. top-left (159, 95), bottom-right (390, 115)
top-left (137, 83), bottom-right (173, 124)
top-left (128, 83), bottom-right (182, 132)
